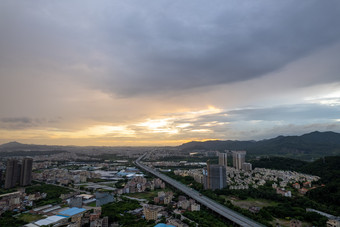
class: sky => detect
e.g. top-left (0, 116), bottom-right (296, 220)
top-left (1, 0), bottom-right (340, 146)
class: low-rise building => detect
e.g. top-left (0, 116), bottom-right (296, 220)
top-left (190, 203), bottom-right (200, 211)
top-left (299, 188), bottom-right (308, 195)
top-left (327, 219), bottom-right (340, 227)
top-left (143, 205), bottom-right (159, 220)
top-left (276, 188), bottom-right (291, 197)
top-left (242, 162), bottom-right (252, 171)
top-left (303, 182), bottom-right (312, 188)
top-left (167, 219), bottom-right (188, 227)
top-left (95, 192), bottom-right (114, 207)
top-left (249, 206), bottom-right (261, 213)
top-left (57, 207), bottom-right (86, 218)
top-left (292, 183), bottom-right (300, 189)
top-left (70, 197), bottom-right (83, 208)
top-left (0, 191), bottom-right (22, 213)
top-left (178, 200), bottom-right (190, 210)
top-left (34, 215), bottom-right (68, 226)
top-left (290, 219), bottom-right (302, 227)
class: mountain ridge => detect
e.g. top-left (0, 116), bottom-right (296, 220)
top-left (179, 131), bottom-right (340, 160)
top-left (2, 131), bottom-right (340, 160)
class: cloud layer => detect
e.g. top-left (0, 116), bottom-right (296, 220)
top-left (0, 0), bottom-right (340, 145)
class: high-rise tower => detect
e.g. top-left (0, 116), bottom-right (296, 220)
top-left (4, 159), bottom-right (20, 189)
top-left (4, 158), bottom-right (33, 188)
top-left (20, 158), bottom-right (33, 186)
top-left (218, 152), bottom-right (228, 167)
top-left (232, 151), bottom-right (246, 170)
top-left (203, 163), bottom-right (227, 190)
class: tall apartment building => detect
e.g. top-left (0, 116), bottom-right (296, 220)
top-left (4, 159), bottom-right (20, 189)
top-left (203, 162), bottom-right (227, 190)
top-left (218, 152), bottom-right (228, 167)
top-left (0, 169), bottom-right (4, 187)
top-left (20, 158), bottom-right (33, 186)
top-left (232, 151), bottom-right (246, 170)
top-left (4, 158), bottom-right (33, 189)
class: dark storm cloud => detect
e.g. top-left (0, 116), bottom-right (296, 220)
top-left (226, 103), bottom-right (340, 122)
top-left (100, 0), bottom-right (340, 96)
top-left (1, 1), bottom-right (340, 98)
top-left (0, 117), bottom-right (39, 130)
top-left (0, 117), bottom-right (60, 130)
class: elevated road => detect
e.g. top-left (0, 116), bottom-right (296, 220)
top-left (135, 154), bottom-right (264, 227)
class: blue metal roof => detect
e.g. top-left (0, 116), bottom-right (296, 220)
top-left (58, 207), bottom-right (86, 217)
top-left (154, 224), bottom-right (175, 227)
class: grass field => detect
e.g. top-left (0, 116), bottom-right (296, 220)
top-left (87, 201), bottom-right (97, 207)
top-left (17, 213), bottom-right (44, 223)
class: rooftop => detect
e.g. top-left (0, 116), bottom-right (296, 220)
top-left (58, 207), bottom-right (86, 217)
top-left (34, 215), bottom-right (67, 226)
top-left (154, 224), bottom-right (176, 227)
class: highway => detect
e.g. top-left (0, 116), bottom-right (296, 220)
top-left (135, 154), bottom-right (265, 227)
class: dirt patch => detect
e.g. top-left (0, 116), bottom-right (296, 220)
top-left (227, 197), bottom-right (278, 210)
top-left (270, 218), bottom-right (312, 227)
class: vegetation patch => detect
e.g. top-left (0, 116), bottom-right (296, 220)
top-left (101, 197), bottom-right (153, 227)
top-left (87, 201), bottom-right (97, 207)
top-left (0, 188), bottom-right (16, 195)
top-left (251, 157), bottom-right (307, 171)
top-left (26, 183), bottom-right (72, 207)
top-left (0, 211), bottom-right (27, 227)
top-left (17, 213), bottom-right (44, 223)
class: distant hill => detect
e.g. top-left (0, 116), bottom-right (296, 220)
top-left (0, 141), bottom-right (23, 148)
top-left (0, 141), bottom-right (69, 157)
top-left (0, 141), bottom-right (65, 151)
top-left (0, 141), bottom-right (32, 150)
top-left (179, 131), bottom-right (340, 160)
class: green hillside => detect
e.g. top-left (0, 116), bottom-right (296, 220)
top-left (179, 131), bottom-right (340, 160)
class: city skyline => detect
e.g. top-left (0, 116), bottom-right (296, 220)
top-left (1, 1), bottom-right (340, 146)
